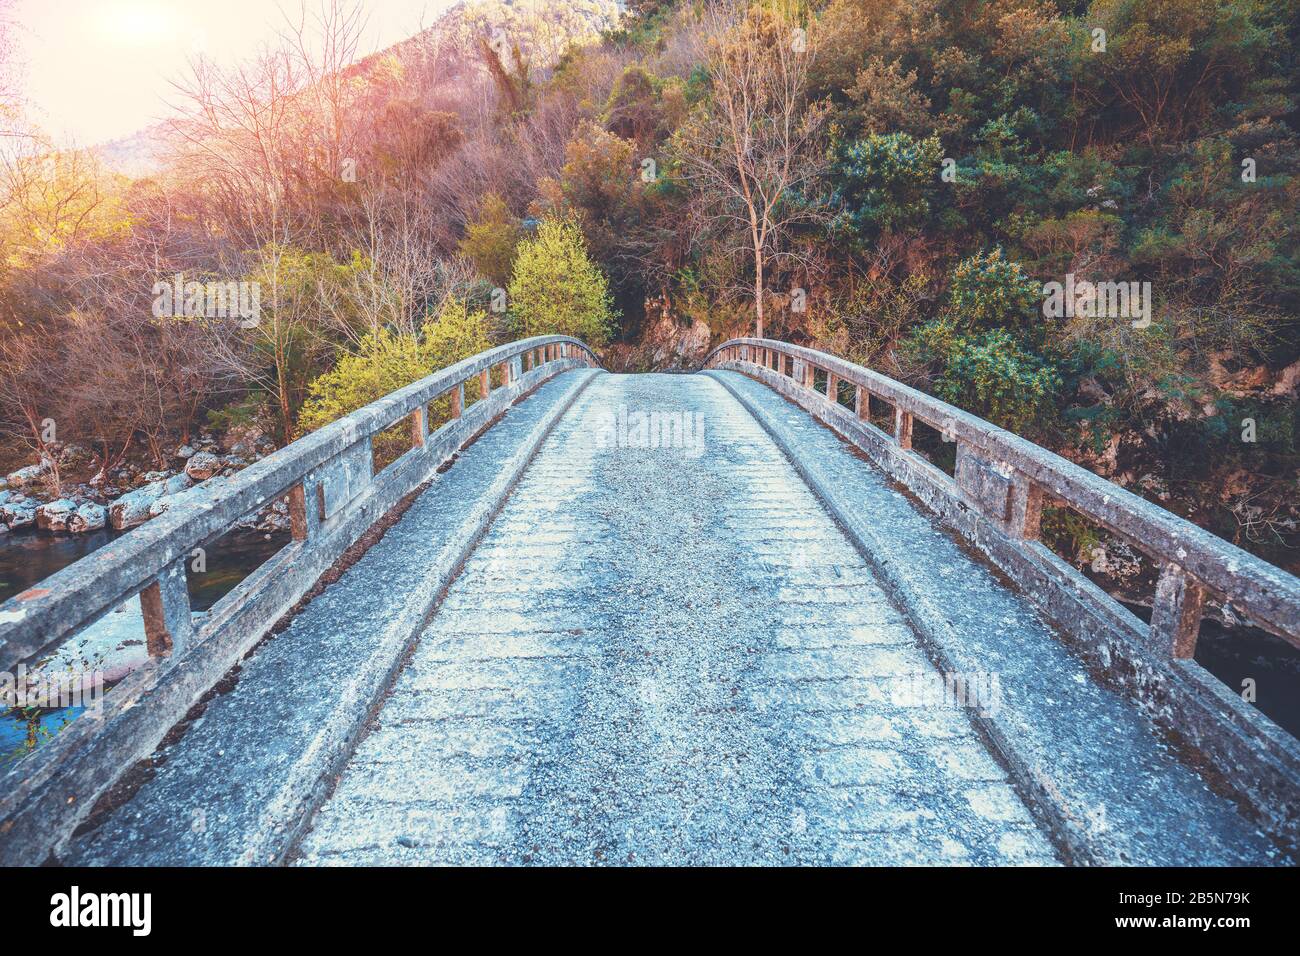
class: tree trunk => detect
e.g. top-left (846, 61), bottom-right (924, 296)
top-left (754, 253), bottom-right (765, 340)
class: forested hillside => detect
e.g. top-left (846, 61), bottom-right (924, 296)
top-left (1, 0), bottom-right (1297, 582)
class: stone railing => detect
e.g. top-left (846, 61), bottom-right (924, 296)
top-left (707, 338), bottom-right (1300, 839)
top-left (0, 335), bottom-right (598, 861)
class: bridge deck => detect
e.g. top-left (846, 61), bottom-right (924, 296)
top-left (295, 373), bottom-right (1055, 865)
top-left (64, 370), bottom-right (1286, 865)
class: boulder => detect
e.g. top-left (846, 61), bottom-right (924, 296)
top-left (185, 451), bottom-right (223, 481)
top-left (1, 500), bottom-right (36, 530)
top-left (175, 444), bottom-right (196, 459)
top-left (67, 501), bottom-right (107, 533)
top-left (5, 461), bottom-right (48, 486)
top-left (222, 423), bottom-right (264, 453)
top-left (36, 499), bottom-right (77, 531)
top-left (109, 473), bottom-right (192, 530)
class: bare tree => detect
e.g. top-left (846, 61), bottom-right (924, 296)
top-left (675, 0), bottom-right (830, 338)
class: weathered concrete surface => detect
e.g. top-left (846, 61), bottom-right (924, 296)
top-left (53, 368), bottom-right (1286, 866)
top-left (63, 369), bottom-right (599, 866)
top-left (294, 374), bottom-right (1058, 865)
top-left (709, 369), bottom-right (1289, 865)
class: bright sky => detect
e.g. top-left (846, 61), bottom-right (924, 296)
top-left (12, 0), bottom-right (454, 146)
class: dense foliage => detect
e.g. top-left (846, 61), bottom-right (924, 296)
top-left (1, 0), bottom-right (1297, 569)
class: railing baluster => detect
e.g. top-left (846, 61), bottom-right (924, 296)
top-left (288, 482), bottom-right (309, 541)
top-left (1152, 563), bottom-right (1206, 659)
top-left (140, 558), bottom-right (192, 659)
top-left (1007, 478), bottom-right (1042, 540)
top-left (480, 367), bottom-right (491, 399)
top-left (410, 406), bottom-right (426, 448)
top-left (827, 372), bottom-right (839, 404)
top-left (894, 408), bottom-right (913, 450)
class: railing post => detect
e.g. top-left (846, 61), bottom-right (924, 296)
top-left (288, 482), bottom-right (309, 541)
top-left (479, 367), bottom-right (491, 400)
top-left (1152, 563), bottom-right (1206, 659)
top-left (1007, 478), bottom-right (1043, 540)
top-left (410, 406), bottom-right (426, 448)
top-left (895, 408), bottom-right (913, 450)
top-left (141, 558), bottom-right (192, 660)
top-left (450, 382), bottom-right (463, 419)
top-left (777, 352), bottom-right (785, 376)
top-left (854, 386), bottom-right (865, 419)
top-left (827, 372), bottom-right (839, 404)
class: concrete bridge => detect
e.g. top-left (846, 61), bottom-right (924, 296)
top-left (1, 336), bottom-right (1297, 866)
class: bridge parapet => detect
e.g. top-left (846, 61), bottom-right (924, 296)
top-left (0, 335), bottom-right (597, 862)
top-left (708, 338), bottom-right (1300, 844)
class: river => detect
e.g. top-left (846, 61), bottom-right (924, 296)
top-left (1, 525), bottom-right (289, 768)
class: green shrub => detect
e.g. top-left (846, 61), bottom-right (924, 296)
top-left (934, 328), bottom-right (1059, 432)
top-left (830, 132), bottom-right (944, 236)
top-left (507, 216), bottom-right (617, 346)
top-left (458, 194), bottom-right (522, 287)
top-left (299, 299), bottom-right (493, 461)
top-left (946, 249), bottom-right (1041, 331)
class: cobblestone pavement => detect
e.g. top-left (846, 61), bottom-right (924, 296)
top-left (295, 373), bottom-right (1059, 865)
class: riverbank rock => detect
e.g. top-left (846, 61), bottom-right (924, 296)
top-left (108, 473), bottom-right (193, 530)
top-left (68, 502), bottom-right (107, 533)
top-left (5, 461), bottom-right (49, 486)
top-left (174, 444), bottom-right (196, 460)
top-left (222, 424), bottom-right (265, 455)
top-left (1, 498), bottom-right (37, 530)
top-left (148, 482), bottom-right (203, 521)
top-left (36, 499), bottom-right (77, 531)
top-left (185, 451), bottom-right (223, 481)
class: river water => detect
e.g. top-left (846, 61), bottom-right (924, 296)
top-left (0, 526), bottom-right (289, 768)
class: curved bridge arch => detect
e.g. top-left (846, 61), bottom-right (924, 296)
top-left (1, 336), bottom-right (1296, 865)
